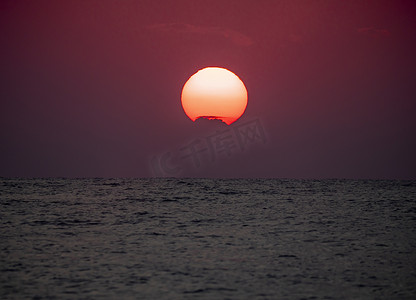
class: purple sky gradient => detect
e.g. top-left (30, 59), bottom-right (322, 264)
top-left (1, 0), bottom-right (415, 178)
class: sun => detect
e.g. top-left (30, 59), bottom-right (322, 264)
top-left (181, 67), bottom-right (248, 125)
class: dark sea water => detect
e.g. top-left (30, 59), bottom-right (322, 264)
top-left (1, 178), bottom-right (415, 299)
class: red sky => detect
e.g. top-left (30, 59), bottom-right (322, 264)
top-left (1, 0), bottom-right (415, 178)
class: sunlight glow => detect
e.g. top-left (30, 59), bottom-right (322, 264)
top-left (181, 67), bottom-right (248, 125)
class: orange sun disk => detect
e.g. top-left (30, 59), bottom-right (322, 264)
top-left (181, 67), bottom-right (248, 125)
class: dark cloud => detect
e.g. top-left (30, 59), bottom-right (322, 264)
top-left (357, 27), bottom-right (391, 37)
top-left (147, 23), bottom-right (253, 47)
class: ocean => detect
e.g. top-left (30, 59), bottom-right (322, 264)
top-left (1, 178), bottom-right (415, 299)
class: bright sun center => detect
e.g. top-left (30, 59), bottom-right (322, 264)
top-left (181, 67), bottom-right (248, 125)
